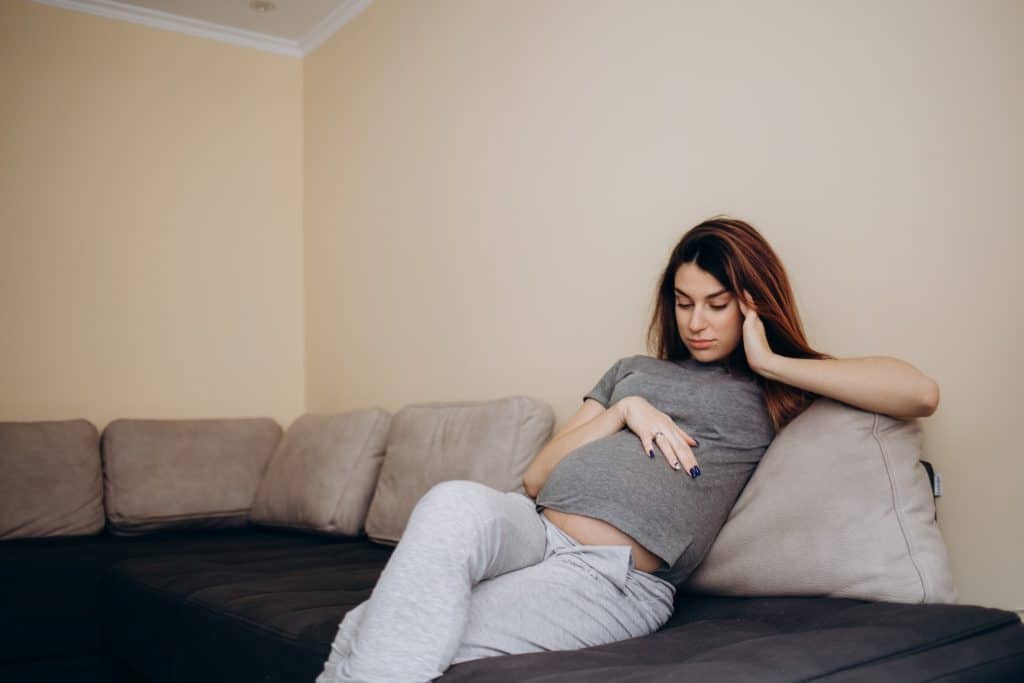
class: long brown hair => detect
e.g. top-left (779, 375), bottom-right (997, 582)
top-left (646, 216), bottom-right (832, 432)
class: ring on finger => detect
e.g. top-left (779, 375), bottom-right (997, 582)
top-left (653, 431), bottom-right (664, 441)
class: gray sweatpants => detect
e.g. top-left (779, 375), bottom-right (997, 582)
top-left (316, 480), bottom-right (676, 683)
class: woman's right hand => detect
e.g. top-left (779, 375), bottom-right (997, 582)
top-left (617, 396), bottom-right (701, 478)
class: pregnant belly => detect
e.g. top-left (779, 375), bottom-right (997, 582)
top-left (542, 508), bottom-right (664, 573)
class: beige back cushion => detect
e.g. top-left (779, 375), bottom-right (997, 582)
top-left (102, 418), bottom-right (281, 535)
top-left (0, 419), bottom-right (105, 540)
top-left (684, 398), bottom-right (957, 604)
top-left (364, 396), bottom-right (555, 545)
top-left (250, 409), bottom-right (391, 536)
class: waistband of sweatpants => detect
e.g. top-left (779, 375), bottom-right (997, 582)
top-left (537, 510), bottom-right (675, 596)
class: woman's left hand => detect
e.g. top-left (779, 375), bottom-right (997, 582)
top-left (737, 290), bottom-right (775, 375)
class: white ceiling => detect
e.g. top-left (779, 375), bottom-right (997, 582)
top-left (34, 0), bottom-right (372, 56)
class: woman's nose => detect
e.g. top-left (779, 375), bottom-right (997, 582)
top-left (688, 309), bottom-right (705, 331)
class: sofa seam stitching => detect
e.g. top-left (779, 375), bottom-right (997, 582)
top-left (871, 413), bottom-right (928, 602)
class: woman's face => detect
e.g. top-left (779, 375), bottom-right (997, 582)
top-left (673, 262), bottom-right (744, 362)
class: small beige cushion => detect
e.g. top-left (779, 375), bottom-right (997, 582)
top-left (102, 418), bottom-right (281, 535)
top-left (0, 419), bottom-right (105, 540)
top-left (365, 396), bottom-right (555, 545)
top-left (250, 409), bottom-right (392, 536)
top-left (684, 398), bottom-right (957, 603)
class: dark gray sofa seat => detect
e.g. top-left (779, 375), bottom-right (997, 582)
top-left (0, 527), bottom-right (383, 682)
top-left (1, 528), bottom-right (325, 664)
top-left (101, 528), bottom-right (392, 683)
top-left (89, 527), bottom-right (1024, 683)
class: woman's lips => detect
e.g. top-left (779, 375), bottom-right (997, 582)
top-left (689, 339), bottom-right (714, 348)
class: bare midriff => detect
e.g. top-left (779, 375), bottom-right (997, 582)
top-left (542, 508), bottom-right (664, 573)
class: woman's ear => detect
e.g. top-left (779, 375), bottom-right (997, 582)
top-left (740, 289), bottom-right (758, 314)
top-left (737, 291), bottom-right (750, 316)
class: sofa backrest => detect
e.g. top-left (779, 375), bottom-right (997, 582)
top-left (1, 396), bottom-right (554, 543)
top-left (363, 396), bottom-right (555, 545)
top-left (249, 409), bottom-right (392, 536)
top-left (0, 419), bottom-right (105, 540)
top-left (684, 398), bottom-right (958, 604)
top-left (102, 418), bottom-right (281, 535)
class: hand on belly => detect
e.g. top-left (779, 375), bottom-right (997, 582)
top-left (542, 508), bottom-right (664, 573)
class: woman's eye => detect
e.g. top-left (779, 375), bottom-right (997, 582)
top-left (676, 303), bottom-right (727, 310)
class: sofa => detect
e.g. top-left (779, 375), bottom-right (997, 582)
top-left (2, 395), bottom-right (1023, 682)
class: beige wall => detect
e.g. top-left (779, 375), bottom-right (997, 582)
top-left (2, 0), bottom-right (1020, 613)
top-left (0, 0), bottom-right (306, 430)
top-left (305, 0), bottom-right (1023, 610)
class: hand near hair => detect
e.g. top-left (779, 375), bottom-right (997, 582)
top-left (736, 290), bottom-right (940, 418)
top-left (737, 290), bottom-right (776, 375)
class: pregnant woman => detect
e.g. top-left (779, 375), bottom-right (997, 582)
top-left (317, 216), bottom-right (940, 683)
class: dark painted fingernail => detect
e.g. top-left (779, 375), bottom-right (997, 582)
top-left (689, 466), bottom-right (701, 478)
top-left (648, 449), bottom-right (655, 459)
top-left (692, 439), bottom-right (700, 448)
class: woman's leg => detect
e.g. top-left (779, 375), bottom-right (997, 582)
top-left (317, 480), bottom-right (548, 683)
top-left (450, 514), bottom-right (676, 665)
top-left (318, 600), bottom-right (368, 666)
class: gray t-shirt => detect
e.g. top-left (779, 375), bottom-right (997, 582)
top-left (535, 354), bottom-right (774, 587)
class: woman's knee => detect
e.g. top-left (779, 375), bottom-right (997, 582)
top-left (409, 480), bottom-right (503, 527)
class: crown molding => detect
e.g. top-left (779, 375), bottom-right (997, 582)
top-left (300, 0), bottom-right (372, 55)
top-left (32, 0), bottom-right (371, 57)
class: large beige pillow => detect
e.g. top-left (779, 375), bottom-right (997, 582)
top-left (102, 418), bottom-right (281, 535)
top-left (364, 396), bottom-right (555, 545)
top-left (0, 419), bottom-right (105, 540)
top-left (250, 409), bottom-right (392, 536)
top-left (684, 398), bottom-right (957, 604)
